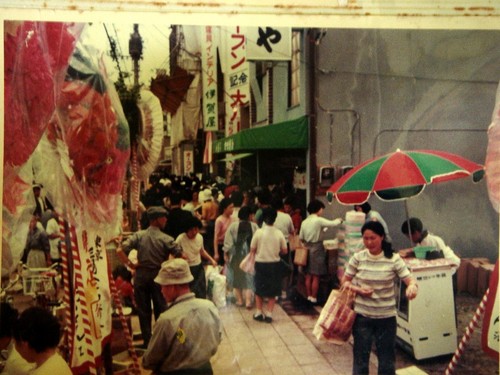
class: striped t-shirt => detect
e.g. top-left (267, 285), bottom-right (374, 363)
top-left (345, 250), bottom-right (411, 319)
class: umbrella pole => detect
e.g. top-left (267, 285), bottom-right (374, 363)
top-left (405, 200), bottom-right (414, 246)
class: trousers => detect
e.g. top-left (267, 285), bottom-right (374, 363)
top-left (352, 315), bottom-right (396, 375)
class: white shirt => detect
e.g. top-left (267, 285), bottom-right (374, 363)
top-left (273, 211), bottom-right (295, 242)
top-left (419, 232), bottom-right (460, 271)
top-left (251, 224), bottom-right (287, 263)
top-left (30, 353), bottom-right (71, 375)
top-left (175, 233), bottom-right (204, 266)
top-left (299, 214), bottom-right (341, 243)
top-left (45, 218), bottom-right (60, 260)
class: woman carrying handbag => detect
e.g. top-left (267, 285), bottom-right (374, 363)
top-left (224, 206), bottom-right (258, 309)
top-left (342, 221), bottom-right (418, 375)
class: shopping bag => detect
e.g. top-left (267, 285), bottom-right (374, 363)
top-left (313, 287), bottom-right (356, 343)
top-left (239, 252), bottom-right (256, 275)
top-left (288, 233), bottom-right (301, 250)
top-left (207, 270), bottom-right (227, 308)
top-left (294, 245), bottom-right (308, 266)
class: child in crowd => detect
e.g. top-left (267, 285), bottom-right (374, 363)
top-left (176, 216), bottom-right (217, 298)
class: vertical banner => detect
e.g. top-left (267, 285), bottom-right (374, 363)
top-left (246, 27), bottom-right (292, 61)
top-left (184, 150), bottom-right (194, 175)
top-left (223, 26), bottom-right (250, 137)
top-left (69, 227), bottom-right (112, 373)
top-left (201, 26), bottom-right (218, 132)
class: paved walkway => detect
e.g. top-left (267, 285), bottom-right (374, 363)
top-left (210, 302), bottom-right (378, 374)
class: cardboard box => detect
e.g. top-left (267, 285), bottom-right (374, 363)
top-left (466, 261), bottom-right (481, 296)
top-left (457, 259), bottom-right (470, 292)
top-left (477, 263), bottom-right (495, 297)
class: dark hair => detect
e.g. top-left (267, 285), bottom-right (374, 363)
top-left (257, 189), bottom-right (272, 205)
top-left (283, 195), bottom-right (296, 207)
top-left (262, 207), bottom-right (277, 225)
top-left (185, 216), bottom-right (203, 230)
top-left (238, 206), bottom-right (252, 221)
top-left (170, 192), bottom-right (182, 206)
top-left (270, 197), bottom-right (284, 211)
top-left (307, 199), bottom-right (325, 214)
top-left (13, 307), bottom-right (62, 353)
top-left (361, 221), bottom-right (394, 259)
top-left (0, 302), bottom-right (18, 339)
top-left (354, 202), bottom-right (371, 214)
top-left (218, 197), bottom-right (233, 214)
top-left (230, 190), bottom-right (244, 207)
top-left (401, 217), bottom-right (423, 235)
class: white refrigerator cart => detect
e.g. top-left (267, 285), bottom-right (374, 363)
top-left (396, 258), bottom-right (457, 360)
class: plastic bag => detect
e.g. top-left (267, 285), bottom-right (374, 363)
top-left (207, 269), bottom-right (227, 308)
top-left (239, 252), bottom-right (256, 275)
top-left (313, 287), bottom-right (356, 344)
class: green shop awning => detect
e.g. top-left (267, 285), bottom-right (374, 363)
top-left (213, 116), bottom-right (308, 154)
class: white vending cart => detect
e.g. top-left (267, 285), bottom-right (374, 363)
top-left (396, 258), bottom-right (457, 360)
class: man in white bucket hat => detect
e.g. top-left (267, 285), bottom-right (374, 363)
top-left (142, 258), bottom-right (221, 374)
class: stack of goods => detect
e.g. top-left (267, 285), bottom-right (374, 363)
top-left (337, 210), bottom-right (365, 280)
top-left (457, 257), bottom-right (494, 296)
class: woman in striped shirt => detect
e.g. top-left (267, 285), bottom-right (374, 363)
top-left (342, 221), bottom-right (418, 375)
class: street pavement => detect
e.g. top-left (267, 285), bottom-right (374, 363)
top-left (210, 301), bottom-right (376, 374)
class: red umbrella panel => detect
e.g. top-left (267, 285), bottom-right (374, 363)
top-left (326, 149), bottom-right (485, 205)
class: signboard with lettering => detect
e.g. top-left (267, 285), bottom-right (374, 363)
top-left (201, 26), bottom-right (218, 131)
top-left (183, 150), bottom-right (194, 175)
top-left (246, 26), bottom-right (292, 60)
top-left (223, 26), bottom-right (249, 137)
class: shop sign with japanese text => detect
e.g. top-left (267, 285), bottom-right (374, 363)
top-left (246, 26), bottom-right (291, 61)
top-left (202, 26), bottom-right (218, 131)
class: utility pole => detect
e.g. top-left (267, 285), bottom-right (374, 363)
top-left (129, 24), bottom-right (143, 88)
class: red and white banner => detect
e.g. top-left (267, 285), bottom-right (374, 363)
top-left (67, 226), bottom-right (112, 374)
top-left (246, 26), bottom-right (292, 61)
top-left (222, 26), bottom-right (249, 137)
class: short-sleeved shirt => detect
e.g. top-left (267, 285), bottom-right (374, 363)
top-left (274, 211), bottom-right (295, 242)
top-left (175, 233), bottom-right (204, 266)
top-left (122, 226), bottom-right (180, 271)
top-left (418, 233), bottom-right (460, 269)
top-left (251, 224), bottom-right (287, 263)
top-left (299, 214), bottom-right (341, 243)
top-left (345, 249), bottom-right (411, 319)
top-left (45, 218), bottom-right (60, 259)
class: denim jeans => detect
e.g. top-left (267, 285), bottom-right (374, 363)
top-left (352, 315), bottom-right (396, 375)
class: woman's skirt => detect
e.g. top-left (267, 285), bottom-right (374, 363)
top-left (229, 252), bottom-right (254, 290)
top-left (254, 261), bottom-right (281, 297)
top-left (305, 242), bottom-right (327, 276)
top-left (26, 249), bottom-right (47, 268)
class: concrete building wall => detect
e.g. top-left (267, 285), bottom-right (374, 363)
top-left (316, 29), bottom-right (500, 261)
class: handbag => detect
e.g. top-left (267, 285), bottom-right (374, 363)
top-left (315, 287), bottom-right (356, 342)
top-left (239, 252), bottom-right (256, 275)
top-left (293, 245), bottom-right (308, 266)
top-left (288, 233), bottom-right (301, 251)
